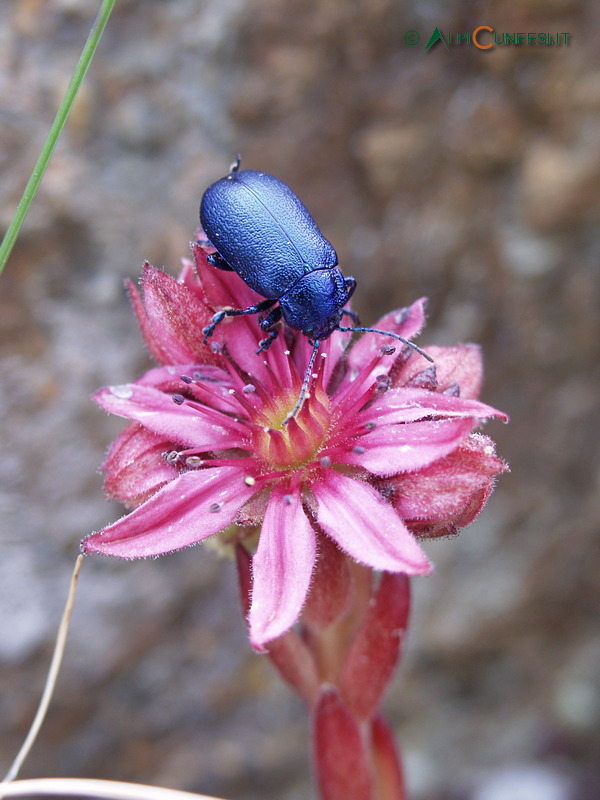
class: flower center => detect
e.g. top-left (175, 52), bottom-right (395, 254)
top-left (253, 388), bottom-right (332, 469)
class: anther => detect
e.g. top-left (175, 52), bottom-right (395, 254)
top-left (242, 384), bottom-right (256, 394)
top-left (209, 502), bottom-right (223, 513)
top-left (352, 445), bottom-right (366, 454)
top-left (380, 344), bottom-right (396, 356)
top-left (185, 456), bottom-right (203, 468)
top-left (443, 383), bottom-right (461, 397)
top-left (244, 476), bottom-right (256, 486)
top-left (180, 375), bottom-right (193, 384)
top-left (320, 456), bottom-right (332, 468)
top-left (172, 394), bottom-right (185, 405)
top-left (165, 451), bottom-right (180, 463)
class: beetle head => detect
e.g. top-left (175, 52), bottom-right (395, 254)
top-left (279, 269), bottom-right (356, 340)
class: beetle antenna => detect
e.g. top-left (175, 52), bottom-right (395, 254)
top-left (338, 326), bottom-right (434, 363)
top-left (282, 339), bottom-right (321, 425)
top-left (229, 154), bottom-right (241, 174)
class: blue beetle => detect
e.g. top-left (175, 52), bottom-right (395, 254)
top-left (199, 158), bottom-right (431, 420)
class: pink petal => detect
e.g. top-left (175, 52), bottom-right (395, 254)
top-left (191, 242), bottom-right (264, 311)
top-left (136, 363), bottom-right (230, 390)
top-left (391, 433), bottom-right (508, 530)
top-left (136, 364), bottom-right (245, 415)
top-left (336, 417), bottom-right (477, 476)
top-left (312, 472), bottom-right (431, 574)
top-left (249, 485), bottom-right (316, 648)
top-left (94, 383), bottom-right (250, 451)
top-left (83, 466), bottom-right (259, 557)
top-left (136, 264), bottom-right (216, 365)
top-left (126, 275), bottom-right (168, 366)
top-left (359, 386), bottom-right (508, 426)
top-left (236, 543), bottom-right (320, 702)
top-left (402, 343), bottom-right (484, 398)
top-left (102, 422), bottom-right (177, 507)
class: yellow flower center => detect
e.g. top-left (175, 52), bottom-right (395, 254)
top-left (253, 386), bottom-right (332, 469)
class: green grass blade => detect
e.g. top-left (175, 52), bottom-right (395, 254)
top-left (0, 0), bottom-right (117, 278)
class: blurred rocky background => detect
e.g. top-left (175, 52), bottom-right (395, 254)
top-left (0, 1), bottom-right (598, 799)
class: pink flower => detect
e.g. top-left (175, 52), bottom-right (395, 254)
top-left (83, 244), bottom-right (507, 649)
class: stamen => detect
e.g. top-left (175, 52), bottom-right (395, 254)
top-left (189, 379), bottom-right (247, 414)
top-left (228, 387), bottom-right (269, 424)
top-left (170, 394), bottom-right (251, 438)
top-left (331, 348), bottom-right (391, 416)
top-left (222, 355), bottom-right (273, 408)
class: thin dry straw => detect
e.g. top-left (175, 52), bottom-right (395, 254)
top-left (3, 555), bottom-right (84, 784)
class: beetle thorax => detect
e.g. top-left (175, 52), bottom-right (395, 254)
top-left (279, 268), bottom-right (350, 339)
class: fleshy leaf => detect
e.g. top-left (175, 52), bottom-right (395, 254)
top-left (313, 688), bottom-right (374, 800)
top-left (340, 573), bottom-right (410, 719)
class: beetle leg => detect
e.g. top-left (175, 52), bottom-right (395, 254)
top-left (344, 276), bottom-right (357, 299)
top-left (342, 308), bottom-right (361, 326)
top-left (256, 306), bottom-right (283, 353)
top-left (256, 329), bottom-right (279, 353)
top-left (202, 298), bottom-right (277, 342)
top-left (259, 306), bottom-right (283, 332)
top-left (207, 252), bottom-right (235, 271)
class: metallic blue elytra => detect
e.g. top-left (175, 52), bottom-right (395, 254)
top-left (199, 159), bottom-right (432, 421)
top-left (200, 161), bottom-right (357, 343)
